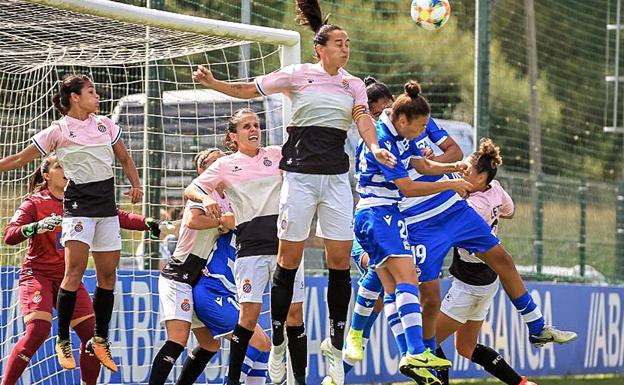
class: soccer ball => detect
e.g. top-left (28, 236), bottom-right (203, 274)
top-left (411, 0), bottom-right (451, 30)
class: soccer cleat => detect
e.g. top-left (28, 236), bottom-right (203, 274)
top-left (55, 338), bottom-right (76, 370)
top-left (529, 325), bottom-right (577, 347)
top-left (402, 348), bottom-right (452, 370)
top-left (344, 328), bottom-right (365, 362)
top-left (320, 338), bottom-right (345, 385)
top-left (86, 336), bottom-right (118, 372)
top-left (519, 376), bottom-right (538, 385)
top-left (398, 361), bottom-right (442, 385)
top-left (321, 375), bottom-right (337, 385)
top-left (268, 339), bottom-right (288, 383)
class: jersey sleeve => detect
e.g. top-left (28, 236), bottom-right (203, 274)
top-left (377, 142), bottom-right (409, 182)
top-left (254, 64), bottom-right (295, 96)
top-left (352, 78), bottom-right (368, 108)
top-left (425, 118), bottom-right (449, 146)
top-left (31, 125), bottom-right (62, 156)
top-left (102, 116), bottom-right (122, 145)
top-left (4, 199), bottom-right (37, 245)
top-left (499, 186), bottom-right (515, 217)
top-left (117, 209), bottom-right (148, 231)
top-left (192, 160), bottom-right (224, 195)
top-left (409, 140), bottom-right (425, 159)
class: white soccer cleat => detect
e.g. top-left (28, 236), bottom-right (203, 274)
top-left (268, 339), bottom-right (288, 383)
top-left (320, 338), bottom-right (344, 385)
top-left (529, 325), bottom-right (577, 347)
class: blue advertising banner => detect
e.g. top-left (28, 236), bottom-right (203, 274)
top-left (1, 268), bottom-right (623, 384)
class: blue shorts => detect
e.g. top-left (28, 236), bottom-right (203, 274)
top-left (351, 237), bottom-right (367, 276)
top-left (407, 200), bottom-right (500, 282)
top-left (193, 275), bottom-right (240, 338)
top-left (354, 205), bottom-right (412, 268)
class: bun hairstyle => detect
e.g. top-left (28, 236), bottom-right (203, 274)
top-left (472, 138), bottom-right (503, 185)
top-left (390, 80), bottom-right (431, 123)
top-left (364, 76), bottom-right (394, 105)
top-left (295, 0), bottom-right (343, 56)
top-left (52, 74), bottom-right (92, 115)
top-left (223, 108), bottom-right (257, 152)
top-left (193, 147), bottom-right (222, 175)
top-left (28, 154), bottom-right (56, 193)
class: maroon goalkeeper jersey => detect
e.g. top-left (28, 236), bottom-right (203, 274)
top-left (4, 188), bottom-right (148, 281)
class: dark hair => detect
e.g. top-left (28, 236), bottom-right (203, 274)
top-left (390, 80), bottom-right (431, 122)
top-left (193, 147), bottom-right (222, 174)
top-left (364, 76), bottom-right (394, 105)
top-left (295, 0), bottom-right (343, 55)
top-left (472, 138), bottom-right (503, 185)
top-left (52, 74), bottom-right (92, 115)
top-left (28, 155), bottom-right (56, 193)
top-left (223, 108), bottom-right (257, 152)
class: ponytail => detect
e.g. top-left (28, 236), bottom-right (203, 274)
top-left (28, 155), bottom-right (55, 193)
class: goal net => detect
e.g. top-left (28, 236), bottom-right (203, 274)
top-left (0, 0), bottom-right (299, 384)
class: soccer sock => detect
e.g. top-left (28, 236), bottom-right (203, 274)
top-left (93, 286), bottom-right (115, 339)
top-left (73, 316), bottom-right (100, 385)
top-left (241, 344), bottom-right (263, 380)
top-left (270, 264), bottom-right (298, 346)
top-left (395, 283), bottom-right (425, 355)
top-left (350, 270), bottom-right (382, 331)
top-left (436, 346), bottom-right (450, 385)
top-left (471, 344), bottom-right (522, 385)
top-left (227, 324), bottom-right (254, 385)
top-left (175, 346), bottom-right (217, 385)
top-left (344, 310), bottom-right (380, 375)
top-left (148, 340), bottom-right (185, 385)
top-left (1, 319), bottom-right (50, 385)
top-left (510, 292), bottom-right (545, 336)
top-left (287, 324), bottom-right (307, 385)
top-left (383, 293), bottom-right (408, 357)
top-left (423, 337), bottom-right (436, 352)
top-left (57, 288), bottom-right (77, 340)
top-left (246, 351), bottom-right (269, 385)
top-left (327, 268), bottom-right (351, 349)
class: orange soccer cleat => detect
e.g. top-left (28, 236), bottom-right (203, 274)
top-left (85, 336), bottom-right (118, 372)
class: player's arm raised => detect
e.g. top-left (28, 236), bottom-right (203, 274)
top-left (193, 65), bottom-right (260, 99)
top-left (410, 156), bottom-right (466, 176)
top-left (0, 144), bottom-right (41, 172)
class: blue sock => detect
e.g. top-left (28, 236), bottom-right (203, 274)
top-left (384, 293), bottom-right (408, 357)
top-left (511, 291), bottom-right (545, 336)
top-left (395, 283), bottom-right (425, 355)
top-left (423, 337), bottom-right (436, 352)
top-left (351, 270), bottom-right (383, 331)
top-left (247, 351), bottom-right (269, 383)
top-left (240, 344), bottom-right (263, 381)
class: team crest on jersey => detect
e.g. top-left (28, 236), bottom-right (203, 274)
top-left (74, 221), bottom-right (83, 233)
top-left (180, 298), bottom-right (191, 312)
top-left (32, 290), bottom-right (42, 304)
top-left (340, 79), bottom-right (349, 90)
top-left (97, 123), bottom-right (107, 133)
top-left (263, 157), bottom-right (272, 167)
top-left (242, 279), bottom-right (252, 293)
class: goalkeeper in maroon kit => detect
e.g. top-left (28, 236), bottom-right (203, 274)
top-left (2, 154), bottom-right (162, 385)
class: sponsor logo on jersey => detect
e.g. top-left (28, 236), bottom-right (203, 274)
top-left (232, 165), bottom-right (242, 172)
top-left (32, 290), bottom-right (42, 304)
top-left (72, 201), bottom-right (78, 210)
top-left (74, 221), bottom-right (83, 233)
top-left (242, 279), bottom-right (252, 293)
top-left (180, 298), bottom-right (191, 312)
top-left (97, 123), bottom-right (107, 133)
top-left (263, 157), bottom-right (272, 167)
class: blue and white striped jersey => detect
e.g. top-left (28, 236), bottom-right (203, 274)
top-left (203, 231), bottom-right (237, 295)
top-left (399, 118), bottom-right (462, 224)
top-left (355, 111), bottom-right (423, 209)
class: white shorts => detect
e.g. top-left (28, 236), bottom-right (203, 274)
top-left (157, 276), bottom-right (203, 328)
top-left (234, 255), bottom-right (305, 304)
top-left (278, 172), bottom-right (354, 242)
top-left (61, 216), bottom-right (121, 252)
top-left (440, 278), bottom-right (499, 324)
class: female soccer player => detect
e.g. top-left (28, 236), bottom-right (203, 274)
top-left (434, 140), bottom-right (537, 385)
top-left (150, 147), bottom-right (270, 385)
top-left (0, 74), bottom-right (142, 372)
top-left (193, 2), bottom-right (396, 382)
top-left (350, 80), bottom-right (473, 385)
top-left (184, 110), bottom-right (306, 385)
top-left (2, 155), bottom-right (157, 385)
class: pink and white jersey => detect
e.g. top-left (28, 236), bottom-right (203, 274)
top-left (192, 146), bottom-right (282, 257)
top-left (449, 180), bottom-right (514, 286)
top-left (161, 190), bottom-right (231, 286)
top-left (31, 114), bottom-right (122, 217)
top-left (255, 63), bottom-right (368, 175)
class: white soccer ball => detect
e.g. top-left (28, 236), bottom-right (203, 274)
top-left (410, 0), bottom-right (451, 30)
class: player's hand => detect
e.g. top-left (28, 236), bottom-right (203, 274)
top-left (23, 214), bottom-right (62, 237)
top-left (422, 147), bottom-right (435, 159)
top-left (372, 147), bottom-right (397, 168)
top-left (454, 161), bottom-right (468, 175)
top-left (450, 179), bottom-right (473, 198)
top-left (145, 218), bottom-right (174, 240)
top-left (193, 65), bottom-right (216, 88)
top-left (125, 187), bottom-right (143, 204)
top-left (218, 212), bottom-right (236, 233)
top-left (202, 196), bottom-right (222, 219)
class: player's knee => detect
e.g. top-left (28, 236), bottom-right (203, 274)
top-left (95, 269), bottom-right (117, 288)
top-left (286, 304), bottom-right (304, 325)
top-left (200, 338), bottom-right (221, 352)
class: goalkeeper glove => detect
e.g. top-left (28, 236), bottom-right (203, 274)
top-left (21, 214), bottom-right (62, 238)
top-left (145, 218), bottom-right (175, 240)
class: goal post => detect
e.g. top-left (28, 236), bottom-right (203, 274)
top-left (0, 1), bottom-right (300, 384)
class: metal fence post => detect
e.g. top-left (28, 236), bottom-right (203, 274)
top-left (616, 181), bottom-right (624, 281)
top-left (533, 174), bottom-right (544, 277)
top-left (578, 177), bottom-right (587, 278)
